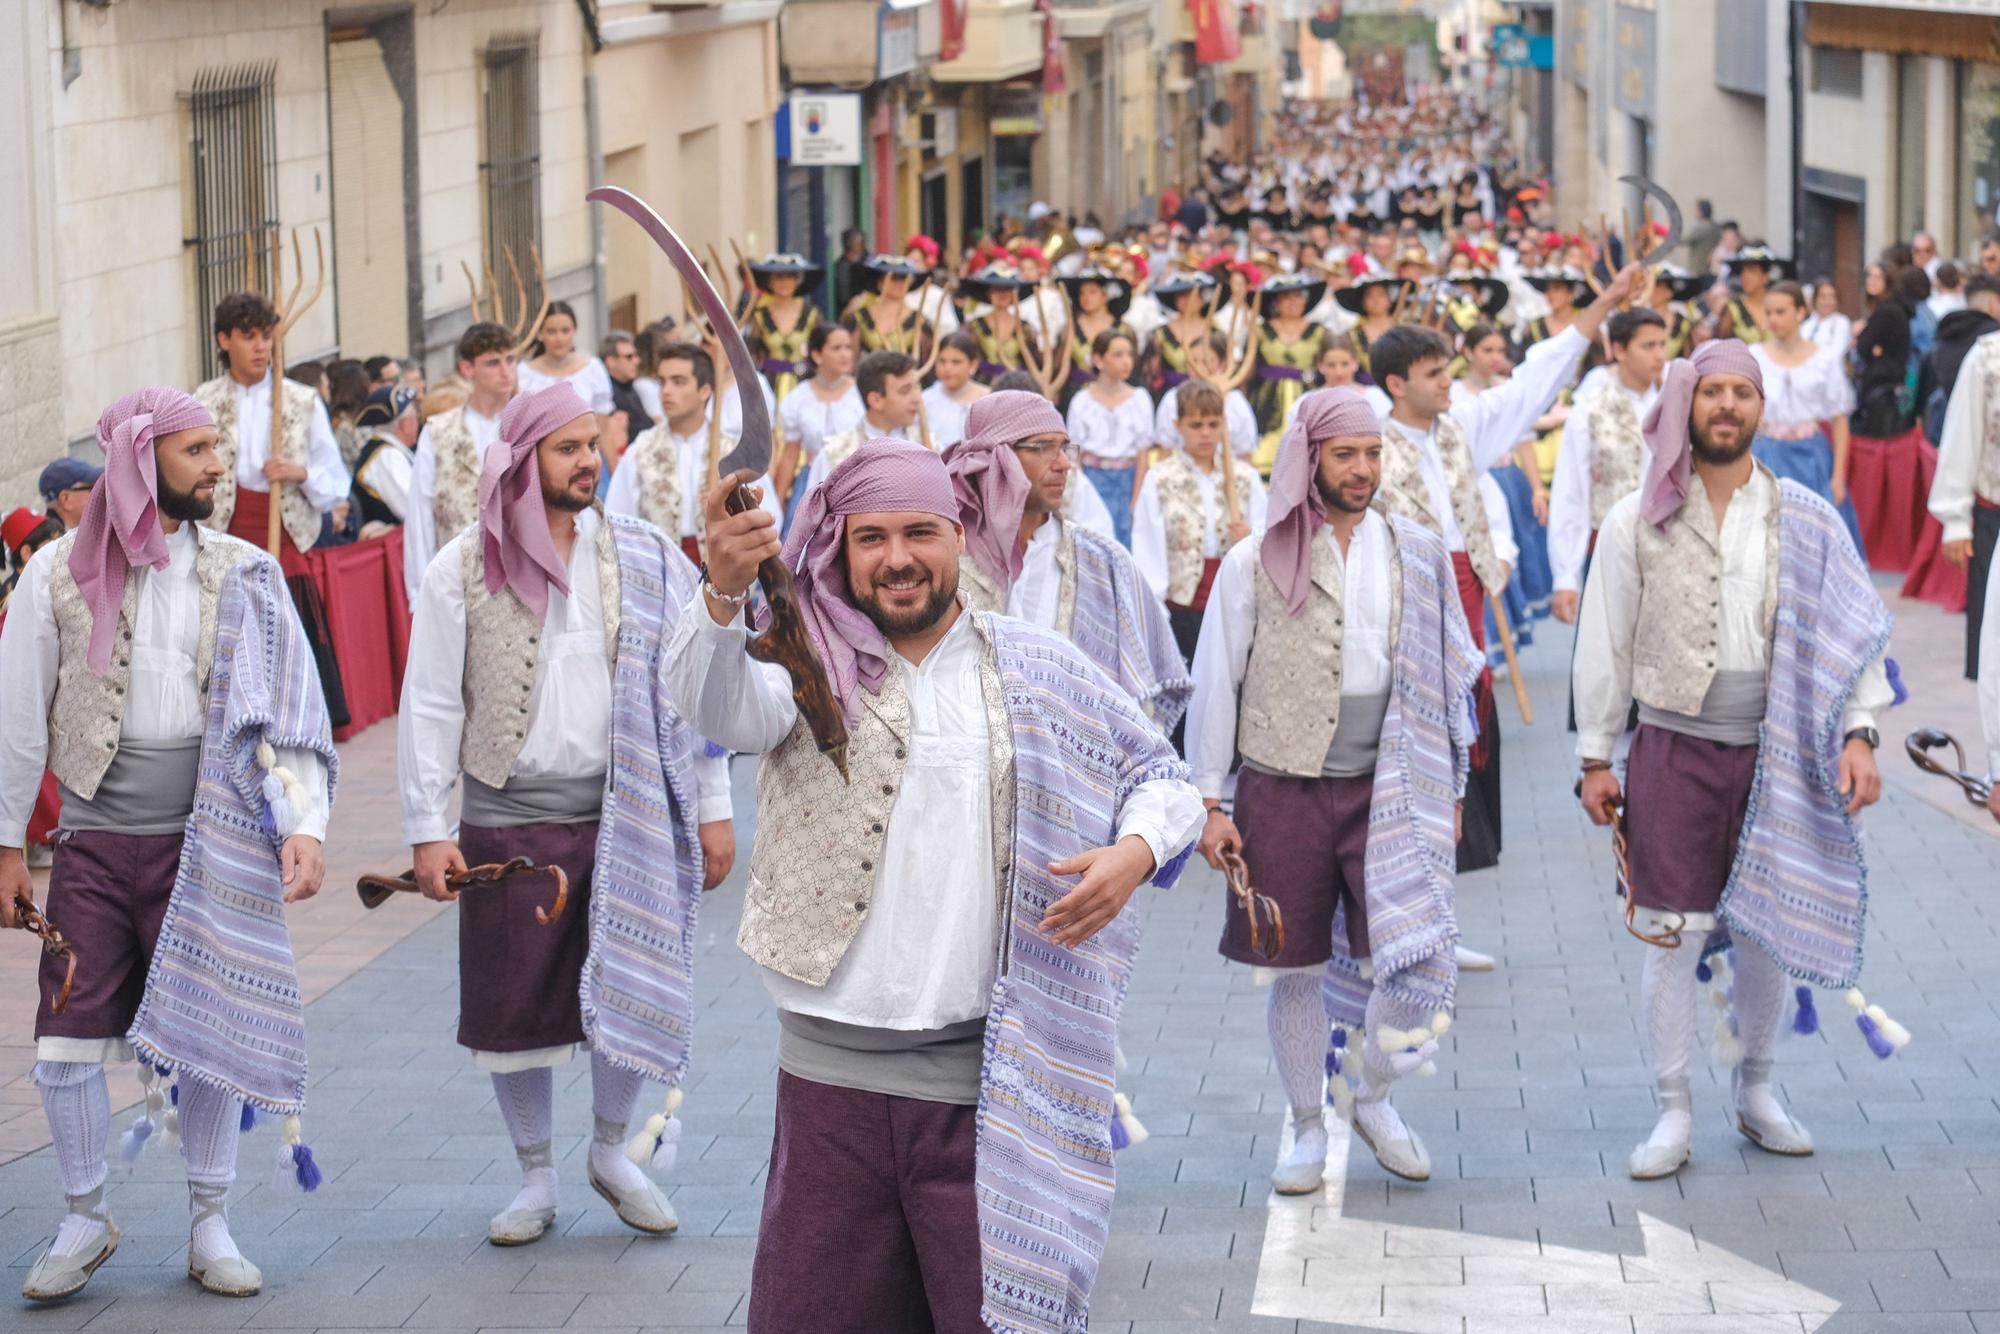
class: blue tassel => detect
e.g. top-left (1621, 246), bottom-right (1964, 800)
top-left (1109, 1112), bottom-right (1129, 1150)
top-left (169, 1083), bottom-right (179, 1107)
top-left (292, 1144), bottom-right (322, 1192)
top-left (702, 739), bottom-right (729, 760)
top-left (1696, 960), bottom-right (1713, 984)
top-left (1856, 1013), bottom-right (1895, 1060)
top-left (1792, 986), bottom-right (1819, 1036)
top-left (1884, 657), bottom-right (1909, 707)
top-left (240, 1104), bottom-right (257, 1133)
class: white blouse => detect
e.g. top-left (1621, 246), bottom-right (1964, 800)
top-left (518, 357), bottom-right (615, 416)
top-left (922, 382), bottom-right (984, 450)
top-left (1802, 311), bottom-right (1852, 357)
top-left (1749, 344), bottom-right (1856, 433)
top-left (1065, 388), bottom-right (1156, 464)
top-left (778, 381), bottom-right (865, 459)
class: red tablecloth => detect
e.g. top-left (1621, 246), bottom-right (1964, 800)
top-left (1899, 437), bottom-right (1970, 612)
top-left (306, 532), bottom-right (412, 739)
top-left (1848, 424), bottom-right (1927, 574)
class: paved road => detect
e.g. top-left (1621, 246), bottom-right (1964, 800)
top-left (0, 593), bottom-right (1996, 1333)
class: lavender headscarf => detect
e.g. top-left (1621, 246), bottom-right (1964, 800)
top-left (71, 388), bottom-right (216, 675)
top-left (941, 390), bottom-right (1064, 588)
top-left (1639, 339), bottom-right (1765, 532)
top-left (779, 438), bottom-right (963, 726)
top-left (1261, 387), bottom-right (1382, 617)
top-left (480, 382), bottom-right (594, 619)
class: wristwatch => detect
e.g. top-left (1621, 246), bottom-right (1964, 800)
top-left (1843, 726), bottom-right (1880, 750)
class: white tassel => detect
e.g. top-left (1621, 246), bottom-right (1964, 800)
top-left (625, 1087), bottom-right (686, 1171)
top-left (1709, 987), bottom-right (1732, 1012)
top-left (1868, 1006), bottom-right (1913, 1051)
top-left (158, 1107), bottom-right (182, 1155)
top-left (1329, 1072), bottom-right (1355, 1120)
top-left (1428, 1012), bottom-right (1452, 1038)
top-left (1112, 1092), bottom-right (1150, 1147)
top-left (1415, 1061), bottom-right (1438, 1079)
top-left (256, 742), bottom-right (277, 771)
top-left (261, 773), bottom-right (286, 802)
top-left (1713, 1017), bottom-right (1744, 1067)
top-left (1845, 987), bottom-right (1868, 1012)
top-left (269, 1114), bottom-right (306, 1194)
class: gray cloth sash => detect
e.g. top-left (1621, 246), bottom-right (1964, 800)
top-left (461, 773), bottom-right (605, 828)
top-left (1243, 691), bottom-right (1391, 781)
top-left (58, 738), bottom-right (201, 835)
top-left (777, 1011), bottom-right (986, 1106)
top-left (1637, 669), bottom-right (1767, 746)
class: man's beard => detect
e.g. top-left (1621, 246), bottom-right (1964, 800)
top-left (1690, 412), bottom-right (1757, 465)
top-left (156, 473), bottom-right (215, 523)
top-left (1315, 473), bottom-right (1375, 514)
top-left (854, 561), bottom-right (958, 637)
top-left (542, 478), bottom-right (596, 513)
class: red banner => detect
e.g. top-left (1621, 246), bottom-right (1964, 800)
top-left (940, 0), bottom-right (966, 62)
top-left (1038, 0), bottom-right (1068, 95)
top-left (1190, 0), bottom-right (1240, 63)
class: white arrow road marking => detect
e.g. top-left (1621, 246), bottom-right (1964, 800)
top-left (1249, 1114), bottom-right (1842, 1331)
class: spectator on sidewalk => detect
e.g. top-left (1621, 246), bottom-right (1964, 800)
top-left (1922, 273), bottom-right (2000, 442)
top-left (36, 458), bottom-right (102, 532)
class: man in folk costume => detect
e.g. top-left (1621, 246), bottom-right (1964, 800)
top-left (664, 440), bottom-right (1202, 1333)
top-left (806, 349), bottom-right (923, 491)
top-left (398, 383), bottom-right (735, 1245)
top-left (1574, 340), bottom-right (1901, 1180)
top-left (1371, 262), bottom-right (1643, 897)
top-left (196, 293), bottom-right (353, 722)
top-left (605, 342), bottom-right (781, 566)
top-left (1188, 389), bottom-right (1484, 1189)
top-left (0, 389), bottom-right (337, 1301)
top-left (1549, 308), bottom-right (1667, 626)
top-left (941, 390), bottom-right (1192, 728)
top-left (1132, 379), bottom-right (1269, 667)
top-left (1932, 321), bottom-right (2000, 679)
top-left (404, 321), bottom-right (518, 600)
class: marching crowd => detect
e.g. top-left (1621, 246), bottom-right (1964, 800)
top-left (0, 82), bottom-right (1995, 1334)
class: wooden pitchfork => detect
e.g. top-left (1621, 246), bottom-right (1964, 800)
top-left (248, 226), bottom-right (326, 557)
top-left (1027, 284), bottom-right (1074, 401)
top-left (354, 856), bottom-right (569, 924)
top-left (913, 284), bottom-right (949, 451)
top-left (463, 244), bottom-right (551, 359)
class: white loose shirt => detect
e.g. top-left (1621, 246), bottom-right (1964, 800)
top-left (397, 507), bottom-right (730, 845)
top-left (778, 380), bottom-right (865, 459)
top-left (1066, 389), bottom-right (1156, 464)
top-left (0, 526), bottom-right (330, 845)
top-left (405, 403), bottom-right (504, 602)
top-left (1572, 477), bottom-right (1893, 762)
top-left (1548, 377), bottom-right (1658, 594)
top-left (602, 424), bottom-right (782, 538)
top-left (1158, 387), bottom-right (1260, 458)
top-left (1184, 514), bottom-right (1395, 797)
top-left (922, 383), bottom-right (984, 450)
top-left (354, 437), bottom-right (414, 522)
top-left (517, 357), bottom-right (615, 416)
top-left (660, 600), bottom-right (1201, 1031)
top-left (1131, 460), bottom-right (1270, 603)
top-left (1984, 541), bottom-right (2000, 781)
top-left (227, 373), bottom-right (348, 511)
top-left (1932, 330), bottom-right (2000, 544)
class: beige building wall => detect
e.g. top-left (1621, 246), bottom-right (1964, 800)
top-left (1800, 50), bottom-right (1900, 253)
top-left (1651, 0), bottom-right (1766, 241)
top-left (595, 16), bottom-right (780, 334)
top-left (0, 0), bottom-right (61, 509)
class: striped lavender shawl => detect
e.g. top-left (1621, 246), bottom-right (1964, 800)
top-left (581, 516), bottom-right (706, 1083)
top-left (1065, 525), bottom-right (1193, 734)
top-left (975, 613), bottom-right (1194, 1334)
top-left (128, 553), bottom-right (337, 1113)
top-left (1320, 518), bottom-right (1486, 1031)
top-left (1718, 482), bottom-right (1894, 989)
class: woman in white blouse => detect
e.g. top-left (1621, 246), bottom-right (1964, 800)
top-left (1064, 329), bottom-right (1154, 547)
top-left (1801, 277), bottom-right (1854, 357)
top-left (518, 301), bottom-right (615, 426)
top-left (774, 324), bottom-right (862, 526)
top-left (1750, 281), bottom-right (1866, 557)
top-left (919, 331), bottom-right (989, 450)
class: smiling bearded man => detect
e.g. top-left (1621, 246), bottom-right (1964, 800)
top-left (663, 438), bottom-right (1202, 1334)
top-left (1573, 338), bottom-right (1902, 1181)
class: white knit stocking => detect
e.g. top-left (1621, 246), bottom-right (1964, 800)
top-left (491, 1069), bottom-right (557, 1215)
top-left (588, 1051), bottom-right (649, 1193)
top-left (1730, 945), bottom-right (1791, 1122)
top-left (178, 1081), bottom-right (244, 1262)
top-left (34, 1062), bottom-right (109, 1258)
top-left (1640, 944), bottom-right (1705, 1151)
top-left (1269, 976), bottom-right (1329, 1167)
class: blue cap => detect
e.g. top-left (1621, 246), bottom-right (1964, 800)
top-left (38, 457), bottom-right (103, 504)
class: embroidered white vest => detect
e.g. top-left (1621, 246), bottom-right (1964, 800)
top-left (739, 613), bottom-right (1015, 986)
top-left (1151, 451), bottom-right (1260, 606)
top-left (1972, 337), bottom-right (2000, 505)
top-left (1630, 466), bottom-right (1781, 716)
top-left (456, 509), bottom-right (623, 789)
top-left (44, 528), bottom-right (258, 799)
top-left (1238, 526), bottom-right (1403, 776)
top-left (195, 375), bottom-right (322, 553)
top-left (428, 406), bottom-right (486, 545)
top-left (1376, 414), bottom-right (1503, 594)
top-left (1587, 388), bottom-right (1645, 530)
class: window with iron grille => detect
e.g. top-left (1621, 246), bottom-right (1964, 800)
top-left (480, 36), bottom-right (542, 307)
top-left (185, 62), bottom-right (279, 383)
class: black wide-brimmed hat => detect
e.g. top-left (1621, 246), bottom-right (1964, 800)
top-left (1334, 272), bottom-right (1412, 315)
top-left (859, 254), bottom-right (929, 293)
top-left (1651, 263), bottom-right (1715, 303)
top-left (1724, 244), bottom-right (1796, 279)
top-left (959, 263), bottom-right (1032, 303)
top-left (1259, 270), bottom-right (1327, 315)
top-left (1440, 274), bottom-right (1510, 318)
top-left (1059, 267), bottom-right (1132, 319)
top-left (749, 252), bottom-right (822, 297)
top-left (1151, 268), bottom-right (1220, 303)
top-left (1525, 264), bottom-right (1591, 293)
